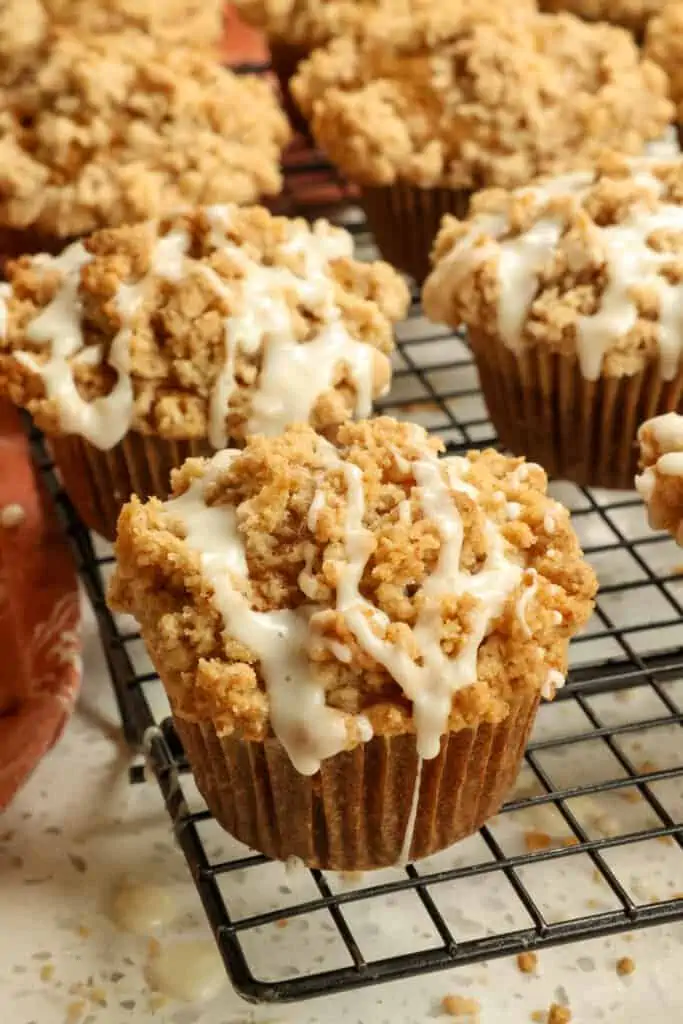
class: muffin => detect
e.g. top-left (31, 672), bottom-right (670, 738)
top-left (0, 206), bottom-right (409, 540)
top-left (540, 0), bottom-right (672, 38)
top-left (0, 30), bottom-right (290, 262)
top-left (636, 413), bottom-right (683, 543)
top-left (292, 11), bottom-right (672, 283)
top-left (645, 4), bottom-right (683, 147)
top-left (423, 153), bottom-right (683, 490)
top-left (43, 0), bottom-right (225, 49)
top-left (108, 417), bottom-right (597, 869)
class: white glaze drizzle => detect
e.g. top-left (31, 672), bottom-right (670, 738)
top-left (436, 160), bottom-right (683, 381)
top-left (400, 757), bottom-right (423, 865)
top-left (11, 208), bottom-right (382, 451)
top-left (516, 569), bottom-right (539, 638)
top-left (542, 668), bottom-right (565, 700)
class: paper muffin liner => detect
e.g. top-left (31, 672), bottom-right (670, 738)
top-left (49, 432), bottom-right (212, 541)
top-left (172, 688), bottom-right (539, 871)
top-left (269, 39), bottom-right (312, 136)
top-left (361, 183), bottom-right (471, 285)
top-left (469, 328), bottom-right (683, 490)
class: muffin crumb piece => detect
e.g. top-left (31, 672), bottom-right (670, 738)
top-left (616, 956), bottom-right (636, 976)
top-left (441, 994), bottom-right (480, 1019)
top-left (547, 1005), bottom-right (572, 1024)
top-left (517, 951), bottom-right (538, 974)
top-left (525, 830), bottom-right (553, 852)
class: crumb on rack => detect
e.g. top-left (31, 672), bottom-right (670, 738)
top-left (616, 956), bottom-right (636, 976)
top-left (0, 502), bottom-right (26, 528)
top-left (517, 951), bottom-right (538, 974)
top-left (524, 830), bottom-right (553, 852)
top-left (548, 1004), bottom-right (572, 1024)
top-left (441, 993), bottom-right (481, 1018)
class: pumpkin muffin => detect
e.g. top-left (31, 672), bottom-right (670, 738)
top-left (636, 413), bottom-right (683, 543)
top-left (0, 206), bottom-right (409, 539)
top-left (423, 153), bottom-right (683, 490)
top-left (0, 30), bottom-right (290, 262)
top-left (108, 416), bottom-right (596, 869)
top-left (292, 10), bottom-right (672, 283)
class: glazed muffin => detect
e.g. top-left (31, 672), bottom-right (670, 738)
top-left (423, 153), bottom-right (683, 490)
top-left (108, 417), bottom-right (597, 870)
top-left (292, 11), bottom-right (672, 283)
top-left (645, 4), bottom-right (683, 145)
top-left (43, 0), bottom-right (225, 49)
top-left (636, 413), bottom-right (683, 543)
top-left (0, 30), bottom-right (290, 262)
top-left (540, 0), bottom-right (672, 37)
top-left (0, 206), bottom-right (409, 540)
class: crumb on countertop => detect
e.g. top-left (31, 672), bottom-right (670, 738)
top-left (548, 1004), bottom-right (572, 1024)
top-left (617, 955), bottom-right (636, 976)
top-left (517, 951), bottom-right (538, 974)
top-left (441, 993), bottom-right (481, 1019)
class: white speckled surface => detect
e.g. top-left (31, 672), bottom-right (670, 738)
top-left (0, 596), bottom-right (681, 1024)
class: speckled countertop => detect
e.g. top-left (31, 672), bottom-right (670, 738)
top-left (0, 597), bottom-right (680, 1024)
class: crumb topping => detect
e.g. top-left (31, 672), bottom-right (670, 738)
top-left (0, 31), bottom-right (290, 237)
top-left (541, 0), bottom-right (671, 34)
top-left (424, 154), bottom-right (683, 380)
top-left (636, 413), bottom-right (683, 544)
top-left (645, 4), bottom-right (683, 124)
top-left (43, 0), bottom-right (225, 47)
top-left (291, 12), bottom-right (672, 189)
top-left (0, 206), bottom-right (409, 448)
top-left (109, 417), bottom-right (597, 775)
top-left (0, 0), bottom-right (47, 83)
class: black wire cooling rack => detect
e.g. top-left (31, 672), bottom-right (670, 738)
top-left (27, 124), bottom-right (683, 1006)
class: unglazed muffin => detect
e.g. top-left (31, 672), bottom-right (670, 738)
top-left (645, 4), bottom-right (683, 145)
top-left (636, 413), bottom-right (683, 542)
top-left (0, 206), bottom-right (409, 540)
top-left (292, 11), bottom-right (672, 283)
top-left (0, 30), bottom-right (290, 262)
top-left (43, 0), bottom-right (225, 49)
top-left (423, 154), bottom-right (683, 490)
top-left (108, 417), bottom-right (596, 869)
top-left (540, 0), bottom-right (672, 37)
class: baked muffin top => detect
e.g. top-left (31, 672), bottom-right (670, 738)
top-left (645, 4), bottom-right (683, 124)
top-left (0, 30), bottom-right (290, 238)
top-left (42, 0), bottom-right (225, 47)
top-left (109, 417), bottom-right (596, 775)
top-left (636, 413), bottom-right (683, 544)
top-left (540, 0), bottom-right (672, 35)
top-left (0, 206), bottom-right (409, 449)
top-left (423, 154), bottom-right (683, 381)
top-left (292, 12), bottom-right (672, 189)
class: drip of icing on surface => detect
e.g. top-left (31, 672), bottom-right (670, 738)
top-left (108, 879), bottom-right (176, 935)
top-left (14, 232), bottom-right (189, 449)
top-left (400, 757), bottom-right (423, 865)
top-left (438, 161), bottom-right (683, 381)
top-left (146, 940), bottom-right (225, 1003)
top-left (542, 668), bottom-right (565, 700)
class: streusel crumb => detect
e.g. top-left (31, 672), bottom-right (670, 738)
top-left (645, 4), bottom-right (683, 124)
top-left (0, 0), bottom-right (46, 83)
top-left (0, 31), bottom-right (290, 238)
top-left (292, 12), bottom-right (671, 189)
top-left (424, 153), bottom-right (683, 380)
top-left (109, 418), bottom-right (596, 768)
top-left (0, 206), bottom-right (409, 448)
top-left (636, 413), bottom-right (683, 544)
top-left (541, 0), bottom-right (671, 34)
top-left (43, 0), bottom-right (225, 47)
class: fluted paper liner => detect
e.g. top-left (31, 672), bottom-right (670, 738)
top-left (469, 328), bottom-right (683, 490)
top-left (172, 689), bottom-right (539, 870)
top-left (49, 432), bottom-right (211, 541)
top-left (361, 184), bottom-right (471, 285)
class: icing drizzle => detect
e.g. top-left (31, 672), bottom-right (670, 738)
top-left (433, 160), bottom-right (683, 381)
top-left (10, 208), bottom-right (383, 451)
top-left (161, 434), bottom-right (543, 775)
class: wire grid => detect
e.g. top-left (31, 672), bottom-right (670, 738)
top-left (29, 140), bottom-right (683, 1006)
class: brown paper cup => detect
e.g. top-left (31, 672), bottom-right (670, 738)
top-left (173, 689), bottom-right (539, 870)
top-left (361, 183), bottom-right (471, 285)
top-left (469, 328), bottom-right (683, 489)
top-left (49, 432), bottom-right (212, 541)
top-left (269, 39), bottom-right (312, 136)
